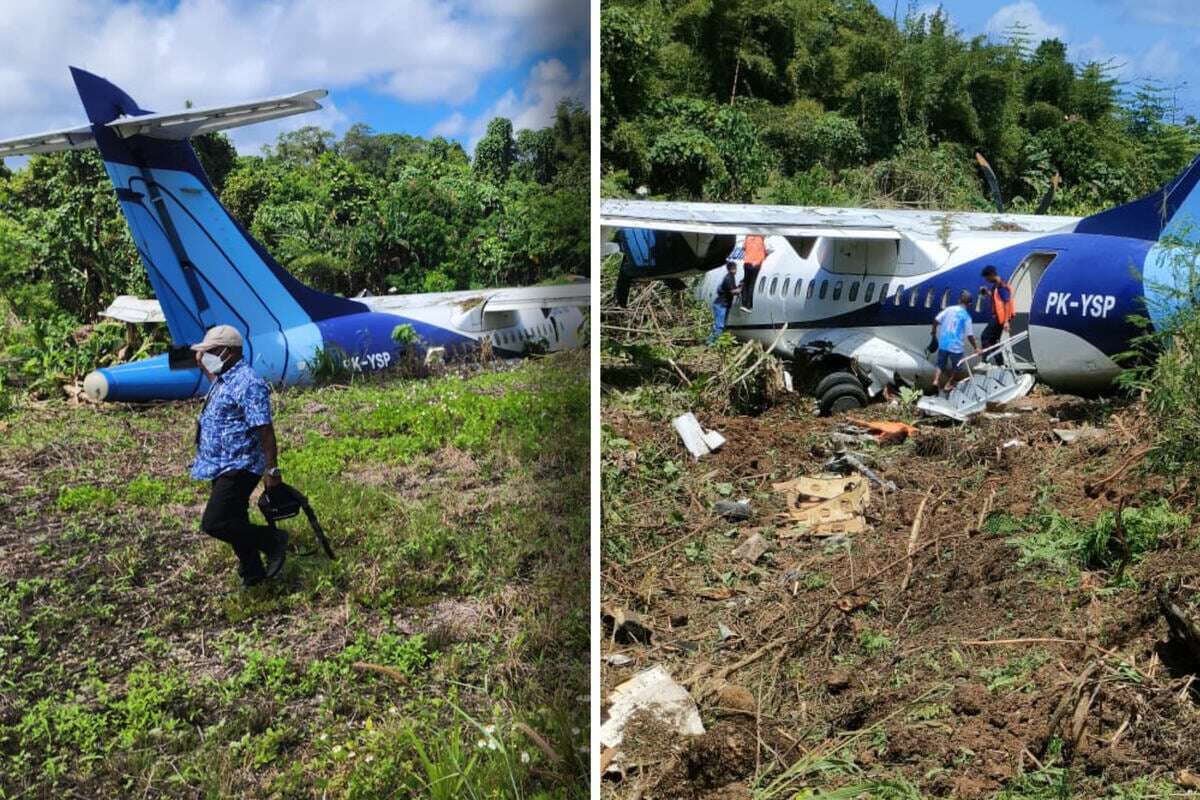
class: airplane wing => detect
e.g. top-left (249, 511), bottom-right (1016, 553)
top-left (601, 198), bottom-right (1080, 240)
top-left (0, 89), bottom-right (327, 157)
top-left (101, 295), bottom-right (166, 323)
top-left (100, 282), bottom-right (590, 325)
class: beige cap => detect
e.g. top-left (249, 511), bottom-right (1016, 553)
top-left (190, 324), bottom-right (244, 351)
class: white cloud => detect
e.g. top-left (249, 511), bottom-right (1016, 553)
top-left (445, 56), bottom-right (588, 152)
top-left (0, 0), bottom-right (588, 153)
top-left (1140, 38), bottom-right (1182, 77)
top-left (985, 1), bottom-right (1066, 45)
top-left (430, 112), bottom-right (467, 138)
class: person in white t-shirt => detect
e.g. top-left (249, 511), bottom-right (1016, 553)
top-left (931, 290), bottom-right (979, 395)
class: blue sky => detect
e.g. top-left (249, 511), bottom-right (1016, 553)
top-left (871, 0), bottom-right (1200, 119)
top-left (0, 0), bottom-right (589, 159)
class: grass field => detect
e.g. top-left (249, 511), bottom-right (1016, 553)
top-left (0, 352), bottom-right (589, 798)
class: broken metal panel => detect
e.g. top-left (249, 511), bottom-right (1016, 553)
top-left (672, 412), bottom-right (725, 460)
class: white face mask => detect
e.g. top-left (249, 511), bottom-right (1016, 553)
top-left (201, 349), bottom-right (226, 375)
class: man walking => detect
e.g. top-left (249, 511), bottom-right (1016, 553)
top-left (931, 290), bottom-right (979, 395)
top-left (979, 265), bottom-right (1015, 362)
top-left (191, 325), bottom-right (288, 588)
top-left (707, 260), bottom-right (740, 345)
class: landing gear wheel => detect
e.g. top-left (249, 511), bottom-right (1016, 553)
top-left (818, 378), bottom-right (868, 416)
top-left (814, 370), bottom-right (863, 400)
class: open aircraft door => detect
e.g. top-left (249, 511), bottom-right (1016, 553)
top-left (1008, 251), bottom-right (1058, 366)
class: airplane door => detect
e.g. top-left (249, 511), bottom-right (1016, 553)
top-left (1007, 252), bottom-right (1058, 362)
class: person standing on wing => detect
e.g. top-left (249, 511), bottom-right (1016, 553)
top-left (931, 291), bottom-right (979, 396)
top-left (979, 265), bottom-right (1015, 363)
top-left (707, 260), bottom-right (740, 345)
top-left (191, 325), bottom-right (288, 588)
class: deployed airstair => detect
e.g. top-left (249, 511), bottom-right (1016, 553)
top-left (917, 332), bottom-right (1036, 421)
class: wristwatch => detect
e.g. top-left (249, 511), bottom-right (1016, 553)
top-left (266, 467), bottom-right (282, 478)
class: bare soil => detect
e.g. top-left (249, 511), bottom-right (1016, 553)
top-left (601, 392), bottom-right (1200, 798)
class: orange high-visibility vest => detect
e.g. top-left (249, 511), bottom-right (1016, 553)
top-left (991, 279), bottom-right (1016, 325)
top-left (744, 235), bottom-right (766, 266)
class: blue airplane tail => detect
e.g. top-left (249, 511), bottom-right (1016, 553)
top-left (1075, 154), bottom-right (1200, 241)
top-left (71, 67), bottom-right (366, 376)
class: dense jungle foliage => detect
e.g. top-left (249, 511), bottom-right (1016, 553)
top-left (600, 0), bottom-right (1200, 213)
top-left (0, 104), bottom-right (588, 397)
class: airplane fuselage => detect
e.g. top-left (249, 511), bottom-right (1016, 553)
top-left (695, 230), bottom-right (1152, 395)
top-left (84, 304), bottom-right (585, 402)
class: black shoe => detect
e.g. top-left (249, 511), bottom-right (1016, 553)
top-left (265, 529), bottom-right (288, 578)
top-left (242, 573), bottom-right (266, 589)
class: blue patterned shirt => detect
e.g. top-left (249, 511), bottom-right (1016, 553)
top-left (191, 359), bottom-right (272, 480)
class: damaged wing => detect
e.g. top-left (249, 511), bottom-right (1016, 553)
top-left (601, 198), bottom-right (1079, 240)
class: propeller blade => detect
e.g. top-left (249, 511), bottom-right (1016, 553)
top-left (975, 151), bottom-right (1005, 212)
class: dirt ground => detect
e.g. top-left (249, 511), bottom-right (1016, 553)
top-left (601, 388), bottom-right (1200, 799)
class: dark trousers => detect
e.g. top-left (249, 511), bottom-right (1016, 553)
top-left (741, 263), bottom-right (762, 309)
top-left (981, 321), bottom-right (1004, 363)
top-left (201, 469), bottom-right (273, 580)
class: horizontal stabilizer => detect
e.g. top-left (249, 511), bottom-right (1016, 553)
top-left (0, 125), bottom-right (95, 157)
top-left (0, 89), bottom-right (326, 157)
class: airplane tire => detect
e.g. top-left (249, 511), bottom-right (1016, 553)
top-left (819, 381), bottom-right (868, 416)
top-left (813, 370), bottom-right (863, 400)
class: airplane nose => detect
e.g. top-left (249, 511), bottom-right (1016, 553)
top-left (83, 370), bottom-right (108, 401)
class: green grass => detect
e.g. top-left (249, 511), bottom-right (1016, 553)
top-left (0, 353), bottom-right (588, 798)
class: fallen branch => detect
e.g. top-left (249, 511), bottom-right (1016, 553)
top-left (514, 721), bottom-right (563, 764)
top-left (900, 490), bottom-right (933, 592)
top-left (695, 532), bottom-right (954, 693)
top-left (1085, 445), bottom-right (1153, 497)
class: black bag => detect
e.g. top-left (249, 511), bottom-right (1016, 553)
top-left (257, 482), bottom-right (336, 560)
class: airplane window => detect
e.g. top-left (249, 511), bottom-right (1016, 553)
top-left (781, 278), bottom-right (790, 296)
top-left (893, 284), bottom-right (903, 306)
top-left (880, 282), bottom-right (889, 302)
top-left (849, 281), bottom-right (860, 302)
top-left (832, 281), bottom-right (843, 301)
top-left (819, 280), bottom-right (829, 299)
top-left (794, 279), bottom-right (803, 297)
top-left (758, 276), bottom-right (767, 293)
top-left (940, 288), bottom-right (950, 309)
top-left (976, 291), bottom-right (984, 313)
top-left (924, 288), bottom-right (934, 308)
top-left (864, 283), bottom-right (875, 303)
top-left (770, 277), bottom-right (779, 296)
top-left (807, 281), bottom-right (815, 299)
top-left (908, 288), bottom-right (918, 307)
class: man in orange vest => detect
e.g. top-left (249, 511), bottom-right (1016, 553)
top-left (740, 234), bottom-right (772, 309)
top-left (979, 265), bottom-right (1015, 363)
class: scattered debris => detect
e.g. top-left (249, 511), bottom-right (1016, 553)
top-left (846, 416), bottom-right (919, 444)
top-left (717, 622), bottom-right (737, 642)
top-left (729, 532), bottom-right (769, 562)
top-left (672, 412), bottom-right (726, 459)
top-left (775, 474), bottom-right (870, 535)
top-left (599, 665), bottom-right (705, 748)
top-left (1053, 427), bottom-right (1106, 445)
top-left (714, 499), bottom-right (752, 521)
top-left (1002, 438), bottom-right (1024, 449)
top-left (603, 653), bottom-right (634, 667)
top-left (669, 611), bottom-right (689, 628)
top-left (695, 586), bottom-right (735, 600)
top-left (1178, 770), bottom-right (1200, 790)
top-left (603, 605), bottom-right (653, 645)
top-left (825, 451), bottom-right (897, 493)
top-left (424, 346), bottom-right (446, 365)
top-left (1159, 589), bottom-right (1200, 666)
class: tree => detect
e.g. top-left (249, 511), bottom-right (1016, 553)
top-left (474, 118), bottom-right (516, 184)
top-left (193, 132), bottom-right (238, 191)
